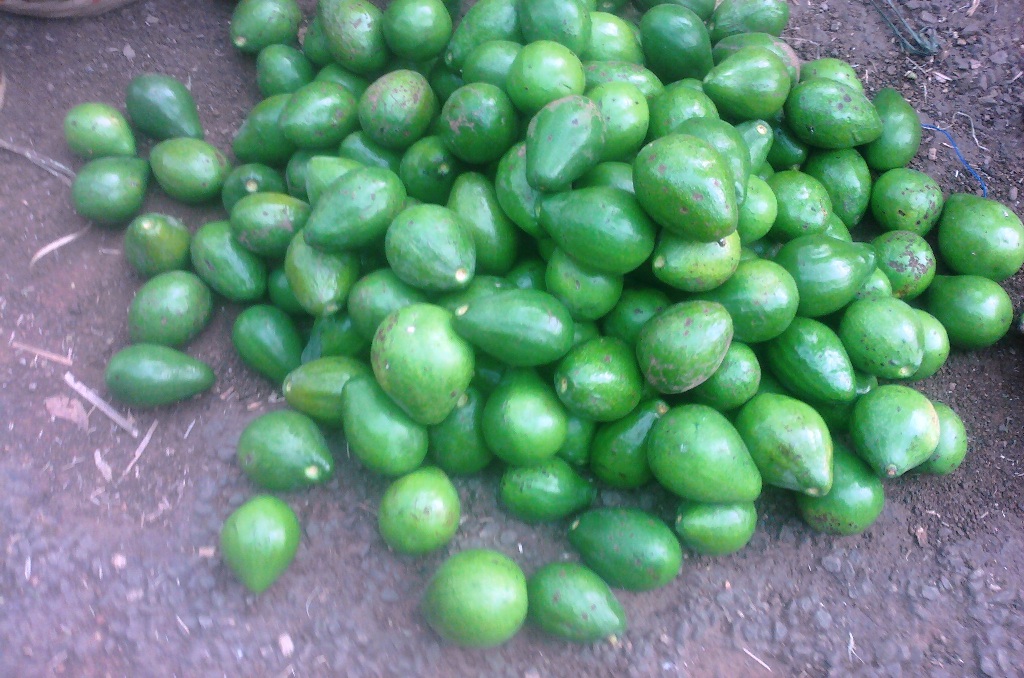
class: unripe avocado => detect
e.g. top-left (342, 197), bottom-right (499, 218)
top-left (236, 410), bottom-right (334, 491)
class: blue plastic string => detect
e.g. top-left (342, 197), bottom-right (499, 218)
top-left (921, 123), bottom-right (988, 198)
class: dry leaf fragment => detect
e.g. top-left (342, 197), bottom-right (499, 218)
top-left (44, 395), bottom-right (90, 430)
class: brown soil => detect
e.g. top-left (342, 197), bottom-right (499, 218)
top-left (1, 1), bottom-right (1022, 676)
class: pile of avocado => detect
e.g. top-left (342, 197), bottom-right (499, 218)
top-left (63, 0), bottom-right (1023, 648)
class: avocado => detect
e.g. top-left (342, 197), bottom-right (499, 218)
top-left (636, 301), bottom-right (733, 394)
top-left (105, 344), bottom-right (215, 408)
top-left (499, 457), bottom-right (596, 523)
top-left (849, 384), bottom-right (939, 478)
top-left (568, 508), bottom-right (682, 591)
top-left (125, 73), bottom-right (203, 140)
top-left (220, 495), bottom-right (300, 594)
top-left (378, 466), bottom-right (460, 553)
top-left (236, 410), bottom-right (334, 491)
top-left (527, 562), bottom-right (626, 642)
top-left (63, 102), bottom-right (136, 159)
top-left (341, 375), bottom-right (429, 476)
top-left (127, 271), bottom-right (212, 348)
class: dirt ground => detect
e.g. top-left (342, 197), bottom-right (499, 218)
top-left (1, 0), bottom-right (1023, 676)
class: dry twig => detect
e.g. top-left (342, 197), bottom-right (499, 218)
top-left (742, 647), bottom-right (772, 672)
top-left (0, 138), bottom-right (75, 186)
top-left (10, 339), bottom-right (73, 366)
top-left (29, 226), bottom-right (91, 269)
top-left (121, 420), bottom-right (158, 481)
top-left (63, 371), bottom-right (139, 438)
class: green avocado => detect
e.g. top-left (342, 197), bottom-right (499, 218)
top-left (784, 78), bottom-right (883, 149)
top-left (318, 0), bottom-right (390, 75)
top-left (651, 230), bottom-right (741, 293)
top-left (647, 404), bottom-right (762, 503)
top-left (232, 304), bottom-right (304, 386)
top-left (914, 401), bottom-right (968, 475)
top-left (849, 384), bottom-right (939, 478)
top-left (444, 0), bottom-right (522, 71)
top-left (869, 168), bottom-right (943, 236)
top-left (255, 44), bottom-right (315, 97)
top-left (303, 166), bottom-right (406, 252)
top-left (63, 102), bottom-right (136, 159)
top-left (341, 375), bottom-right (429, 476)
top-left (640, 4), bottom-right (713, 82)
top-left (674, 501), bottom-right (758, 556)
top-left (385, 204), bottom-right (477, 293)
top-left (936, 193), bottom-right (1024, 282)
top-left (421, 549), bottom-right (528, 647)
top-left (378, 466), bottom-right (460, 553)
top-left (282, 356), bottom-right (370, 427)
top-left (527, 562), bottom-right (626, 642)
top-left (499, 457), bottom-right (596, 523)
top-left (236, 410), bottom-right (334, 491)
top-left (400, 135), bottom-right (465, 205)
top-left (233, 94), bottom-right (296, 166)
top-left (766, 170), bottom-right (833, 241)
top-left (871, 230), bottom-right (936, 300)
top-left (635, 301), bottom-right (733, 394)
top-left (125, 73), bottom-right (203, 140)
top-left (483, 368), bottom-right (569, 467)
top-left (708, 0), bottom-right (790, 42)
top-left (105, 344), bottom-right (214, 408)
top-left (633, 134), bottom-right (738, 242)
top-left (703, 46), bottom-right (790, 121)
top-left (222, 163), bottom-right (287, 213)
top-left (588, 398), bottom-right (666, 489)
top-left (539, 187), bottom-right (656, 275)
top-left (568, 508), bottom-right (682, 591)
top-left (839, 297), bottom-right (924, 379)
top-left (734, 393), bottom-right (834, 496)
top-left (773, 233), bottom-right (877, 317)
top-left (347, 269), bottom-right (428, 340)
top-left (279, 81), bottom-right (359, 150)
top-left (544, 248), bottom-right (623, 321)
top-left (190, 220), bottom-right (267, 303)
top-left (284, 234), bottom-right (360, 317)
top-left (71, 156), bottom-right (149, 227)
top-left (506, 40), bottom-right (586, 116)
top-left (230, 192), bottom-right (310, 259)
top-left (861, 87), bottom-right (921, 170)
top-left (428, 386), bottom-right (495, 475)
top-left (440, 82), bottom-right (519, 165)
top-left (924, 274), bottom-right (1013, 349)
top-left (447, 172), bottom-right (520, 275)
top-left (359, 70), bottom-right (438, 151)
top-left (555, 336), bottom-right (644, 422)
top-left (220, 495), bottom-right (300, 594)
top-left (584, 12), bottom-right (643, 64)
top-left (519, 0), bottom-right (592, 55)
top-left (127, 271), bottom-right (212, 348)
top-left (123, 213), bottom-right (190, 278)
top-left (371, 303), bottom-right (476, 425)
top-left (525, 95), bottom-right (606, 193)
top-left (452, 289), bottom-right (574, 367)
top-left (763, 317), bottom-right (856, 405)
top-left (697, 258), bottom-right (798, 343)
top-left (802, 148), bottom-right (872, 229)
top-left (795, 443), bottom-right (885, 535)
top-left (229, 0), bottom-right (301, 54)
top-left (583, 60), bottom-right (664, 99)
top-left (382, 0), bottom-right (453, 62)
top-left (688, 341), bottom-right (761, 412)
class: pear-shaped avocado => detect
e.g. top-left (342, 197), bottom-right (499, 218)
top-left (633, 134), bottom-right (738, 242)
top-left (544, 248), bottom-right (624, 321)
top-left (539, 187), bottom-right (656, 275)
top-left (800, 57), bottom-right (863, 92)
top-left (421, 549), bottom-right (528, 647)
top-left (802, 148), bottom-right (872, 229)
top-left (640, 4), bottom-right (713, 82)
top-left (483, 368), bottom-right (569, 467)
top-left (527, 562), bottom-right (626, 643)
top-left (255, 44), bottom-right (315, 98)
top-left (703, 46), bottom-right (790, 121)
top-left (647, 81), bottom-right (719, 140)
top-left (230, 192), bottom-right (310, 259)
top-left (401, 135), bottom-right (465, 206)
top-left (506, 40), bottom-right (586, 116)
top-left (348, 269), bottom-right (429, 340)
top-left (555, 336), bottom-right (644, 422)
top-left (236, 410), bottom-right (334, 491)
top-left (71, 156), bottom-right (150, 227)
top-left (382, 0), bottom-right (453, 62)
top-left (220, 495), bottom-right (300, 594)
top-left (279, 81), bottom-right (359, 150)
top-left (371, 303), bottom-right (475, 425)
top-left (589, 398), bottom-right (666, 489)
top-left (784, 78), bottom-right (883, 149)
top-left (764, 317), bottom-right (857, 405)
top-left (839, 297), bottom-right (924, 379)
top-left (937, 194), bottom-right (1024, 282)
top-left (584, 11), bottom-right (642, 64)
top-left (304, 166), bottom-right (406, 252)
top-left (318, 0), bottom-right (390, 74)
top-left (150, 138), bottom-right (229, 205)
top-left (636, 301), bottom-right (733, 394)
top-left (229, 0), bottom-right (302, 54)
top-left (105, 344), bottom-right (215, 408)
top-left (341, 375), bottom-right (429, 476)
top-left (495, 142), bottom-right (544, 238)
top-left (428, 386), bottom-right (495, 475)
top-left (190, 220), bottom-right (268, 303)
top-left (232, 305), bottom-right (304, 386)
top-left (925, 274), bottom-right (1013, 349)
top-left (125, 73), bottom-right (203, 140)
top-left (452, 289), bottom-right (574, 367)
top-left (849, 384), bottom-right (939, 478)
top-left (284, 234), bottom-right (360, 317)
top-left (773, 234), bottom-right (877, 317)
top-left (909, 309), bottom-right (950, 381)
top-left (282, 356), bottom-right (370, 427)
top-left (499, 457), bottom-right (596, 523)
top-left (64, 102), bottom-right (136, 159)
top-left (697, 258), bottom-right (799, 343)
top-left (861, 87), bottom-right (921, 171)
top-left (735, 393), bottom-right (834, 496)
top-left (128, 271), bottom-right (212, 348)
top-left (708, 0), bottom-right (790, 42)
top-left (795, 444), bottom-right (885, 535)
top-left (385, 204), bottom-right (477, 293)
top-left (444, 0), bottom-right (522, 71)
top-left (674, 501), bottom-right (758, 556)
top-left (526, 95), bottom-right (606, 193)
top-left (447, 172), bottom-right (520, 276)
top-left (378, 466), bottom-right (461, 554)
top-left (233, 94), bottom-right (296, 166)
top-left (519, 0), bottom-right (591, 55)
top-left (651, 230), bottom-right (741, 293)
top-left (914, 401), bottom-right (968, 475)
top-left (647, 404), bottom-right (762, 503)
top-left (568, 508), bottom-right (682, 591)
top-left (123, 213), bottom-right (191, 278)
top-left (688, 341), bottom-right (761, 413)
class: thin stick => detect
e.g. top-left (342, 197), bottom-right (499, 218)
top-left (953, 111), bottom-right (989, 152)
top-left (29, 226), bottom-right (91, 269)
top-left (121, 420), bottom-right (158, 480)
top-left (0, 67), bottom-right (6, 112)
top-left (0, 139), bottom-right (75, 186)
top-left (742, 647), bottom-right (772, 673)
top-left (63, 371), bottom-right (138, 438)
top-left (10, 340), bottom-right (73, 366)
